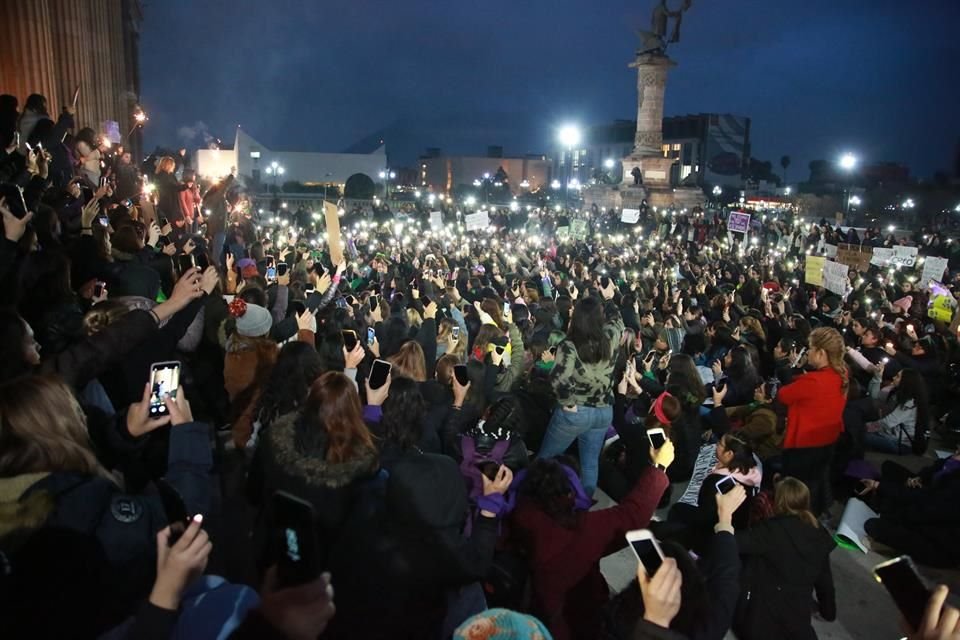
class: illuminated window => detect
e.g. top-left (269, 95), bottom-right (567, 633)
top-left (672, 143), bottom-right (681, 151)
top-left (249, 150), bottom-right (261, 159)
top-left (662, 144), bottom-right (669, 153)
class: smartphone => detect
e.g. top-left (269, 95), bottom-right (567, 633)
top-left (873, 556), bottom-right (930, 631)
top-left (148, 361), bottom-right (181, 417)
top-left (716, 475), bottom-right (738, 495)
top-left (277, 262), bottom-right (288, 277)
top-left (158, 216), bottom-right (169, 228)
top-left (176, 254), bottom-right (195, 275)
top-left (453, 364), bottom-right (469, 386)
top-left (314, 262), bottom-right (326, 278)
top-left (369, 359), bottom-right (392, 390)
top-left (273, 491), bottom-right (321, 589)
top-left (368, 294), bottom-right (379, 311)
top-left (452, 325), bottom-right (460, 340)
top-left (342, 329), bottom-right (359, 351)
top-left (266, 266), bottom-right (277, 281)
top-left (625, 529), bottom-right (664, 577)
top-left (93, 282), bottom-right (105, 298)
top-left (494, 345), bottom-right (505, 355)
top-left (99, 175), bottom-right (107, 188)
top-left (600, 276), bottom-right (611, 289)
top-left (367, 327), bottom-right (376, 346)
top-left (476, 461), bottom-right (500, 482)
top-left (792, 347), bottom-right (807, 367)
top-left (0, 183), bottom-right (28, 219)
top-left (292, 301), bottom-right (306, 316)
top-left (647, 428), bottom-right (666, 450)
top-left (156, 478), bottom-right (189, 546)
top-left (503, 301), bottom-right (511, 316)
top-left (265, 255), bottom-right (275, 269)
top-left (194, 253), bottom-right (210, 271)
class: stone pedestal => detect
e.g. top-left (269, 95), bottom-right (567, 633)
top-left (621, 52), bottom-right (677, 192)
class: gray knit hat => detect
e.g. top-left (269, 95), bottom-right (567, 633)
top-left (228, 298), bottom-right (273, 337)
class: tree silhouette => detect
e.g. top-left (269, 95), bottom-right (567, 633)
top-left (344, 173), bottom-right (376, 199)
top-left (780, 155), bottom-right (791, 185)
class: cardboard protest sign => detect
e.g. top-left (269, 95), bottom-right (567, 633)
top-left (323, 201), bottom-right (343, 265)
top-left (805, 256), bottom-right (825, 286)
top-left (835, 243), bottom-right (873, 272)
top-left (727, 212), bottom-right (751, 233)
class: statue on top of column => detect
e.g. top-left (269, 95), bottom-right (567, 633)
top-left (637, 0), bottom-right (693, 55)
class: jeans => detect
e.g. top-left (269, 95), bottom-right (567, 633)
top-left (538, 404), bottom-right (613, 496)
top-left (865, 431), bottom-right (909, 454)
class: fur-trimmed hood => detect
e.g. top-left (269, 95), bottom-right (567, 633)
top-left (266, 412), bottom-right (379, 490)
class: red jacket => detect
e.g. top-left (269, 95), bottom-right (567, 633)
top-left (777, 367), bottom-right (846, 449)
top-left (511, 466), bottom-right (669, 640)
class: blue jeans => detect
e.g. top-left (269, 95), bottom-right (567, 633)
top-left (538, 404), bottom-right (613, 496)
top-left (865, 432), bottom-right (909, 454)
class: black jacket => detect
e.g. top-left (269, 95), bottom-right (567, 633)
top-left (734, 515), bottom-right (836, 640)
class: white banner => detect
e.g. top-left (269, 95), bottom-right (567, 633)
top-left (464, 211), bottom-right (489, 232)
top-left (891, 246), bottom-right (919, 267)
top-left (823, 260), bottom-right (850, 296)
top-left (429, 211), bottom-right (443, 230)
top-left (621, 208), bottom-right (640, 223)
top-left (824, 244), bottom-right (838, 258)
top-left (871, 247), bottom-right (894, 266)
top-left (921, 256), bottom-right (949, 286)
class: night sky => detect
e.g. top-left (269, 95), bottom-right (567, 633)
top-left (141, 0), bottom-right (960, 180)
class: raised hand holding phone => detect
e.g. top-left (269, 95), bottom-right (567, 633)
top-left (150, 515), bottom-right (210, 611)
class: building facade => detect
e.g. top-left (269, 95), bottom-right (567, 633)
top-left (418, 148), bottom-right (552, 195)
top-left (555, 113), bottom-right (751, 189)
top-left (0, 0), bottom-right (143, 149)
top-left (196, 128), bottom-right (387, 194)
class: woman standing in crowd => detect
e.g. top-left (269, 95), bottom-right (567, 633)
top-left (539, 290), bottom-right (624, 496)
top-left (777, 327), bottom-right (847, 516)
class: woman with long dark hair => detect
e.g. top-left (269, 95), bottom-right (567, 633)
top-left (538, 294), bottom-right (624, 496)
top-left (864, 367), bottom-right (930, 454)
top-left (711, 344), bottom-right (761, 408)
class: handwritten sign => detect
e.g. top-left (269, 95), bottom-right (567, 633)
top-left (835, 243), bottom-right (873, 272)
top-left (805, 256), bottom-right (825, 286)
top-left (921, 257), bottom-right (949, 287)
top-left (429, 211), bottom-right (443, 230)
top-left (323, 201), bottom-right (343, 265)
top-left (570, 219), bottom-right (588, 240)
top-left (872, 246), bottom-right (918, 267)
top-left (822, 260), bottom-right (849, 296)
top-left (464, 211), bottom-right (489, 232)
top-left (727, 212), bottom-right (751, 234)
top-left (621, 208), bottom-right (640, 223)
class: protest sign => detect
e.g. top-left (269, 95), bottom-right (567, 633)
top-left (556, 226), bottom-right (570, 241)
top-left (927, 280), bottom-right (956, 323)
top-left (805, 256), bottom-right (825, 286)
top-left (870, 247), bottom-right (894, 266)
top-left (824, 244), bottom-right (838, 258)
top-left (920, 256), bottom-right (949, 286)
top-left (835, 243), bottom-right (873, 272)
top-left (873, 246), bottom-right (918, 267)
top-left (570, 219), bottom-right (588, 240)
top-left (429, 211), bottom-right (443, 230)
top-left (727, 212), bottom-right (751, 233)
top-left (621, 208), bottom-right (640, 224)
top-left (822, 260), bottom-right (849, 296)
top-left (464, 211), bottom-right (489, 232)
top-left (323, 201), bottom-right (343, 265)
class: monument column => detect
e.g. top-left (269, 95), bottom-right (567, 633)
top-left (621, 53), bottom-right (677, 193)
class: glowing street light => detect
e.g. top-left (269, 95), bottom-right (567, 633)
top-left (551, 180), bottom-right (561, 190)
top-left (604, 158), bottom-right (615, 169)
top-left (902, 198), bottom-right (915, 209)
top-left (712, 185), bottom-right (722, 196)
top-left (558, 124), bottom-right (582, 209)
top-left (379, 169), bottom-right (396, 202)
top-left (849, 195), bottom-right (862, 206)
top-left (265, 162), bottom-right (285, 190)
top-left (839, 153), bottom-right (858, 171)
top-left (519, 179), bottom-right (530, 189)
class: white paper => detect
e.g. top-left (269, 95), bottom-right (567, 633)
top-left (824, 244), bottom-right (838, 258)
top-left (464, 211), bottom-right (489, 232)
top-left (429, 211), bottom-right (443, 230)
top-left (834, 497), bottom-right (878, 554)
top-left (621, 208), bottom-right (640, 223)
top-left (871, 247), bottom-right (894, 266)
top-left (823, 260), bottom-right (850, 296)
top-left (921, 257), bottom-right (949, 286)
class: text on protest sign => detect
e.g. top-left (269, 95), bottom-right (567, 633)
top-left (805, 256), bottom-right (825, 286)
top-left (822, 260), bottom-right (849, 296)
top-left (464, 211), bottom-right (490, 232)
top-left (429, 211), bottom-right (443, 230)
top-left (621, 208), bottom-right (640, 223)
top-left (727, 212), bottom-right (751, 234)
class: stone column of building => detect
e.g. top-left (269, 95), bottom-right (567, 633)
top-left (88, 0), bottom-right (114, 134)
top-left (630, 54), bottom-right (675, 156)
top-left (107, 1), bottom-right (129, 142)
top-left (0, 0), bottom-right (60, 115)
top-left (49, 0), bottom-right (95, 128)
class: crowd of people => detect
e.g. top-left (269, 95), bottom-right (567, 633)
top-left (1, 91), bottom-right (960, 640)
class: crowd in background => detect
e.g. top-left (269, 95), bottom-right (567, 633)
top-left (1, 90), bottom-right (960, 640)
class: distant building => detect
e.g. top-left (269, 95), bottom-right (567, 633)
top-left (196, 128), bottom-right (387, 194)
top-left (555, 114), bottom-right (751, 189)
top-left (418, 149), bottom-right (551, 194)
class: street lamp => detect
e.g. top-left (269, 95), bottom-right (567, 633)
top-left (849, 195), bottom-right (862, 206)
top-left (604, 158), bottom-right (615, 169)
top-left (557, 124), bottom-right (582, 209)
top-left (838, 152), bottom-right (858, 222)
top-left (265, 162), bottom-right (285, 191)
top-left (379, 170), bottom-right (396, 202)
top-left (902, 198), bottom-right (915, 209)
top-left (551, 180), bottom-right (561, 190)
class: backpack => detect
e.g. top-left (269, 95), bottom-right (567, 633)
top-left (459, 432), bottom-right (511, 501)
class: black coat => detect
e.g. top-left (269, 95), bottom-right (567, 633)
top-left (733, 515), bottom-right (836, 640)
